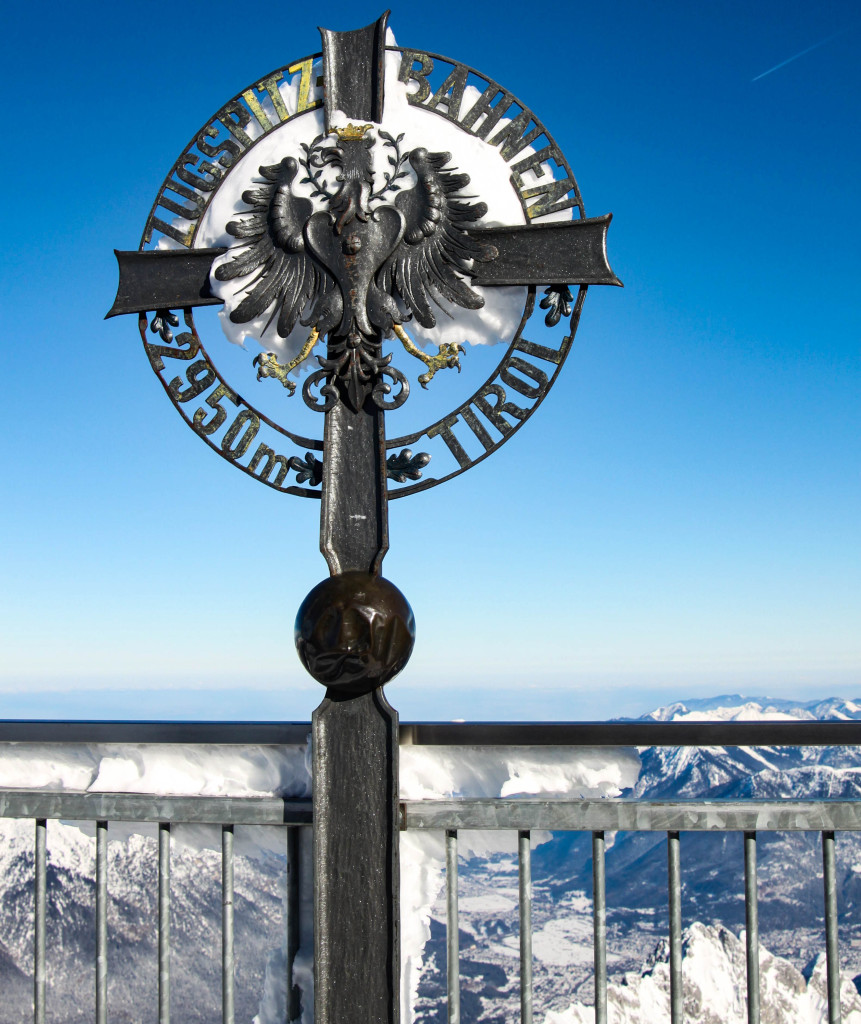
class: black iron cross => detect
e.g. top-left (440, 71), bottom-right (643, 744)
top-left (109, 15), bottom-right (620, 1024)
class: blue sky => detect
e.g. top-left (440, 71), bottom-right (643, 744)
top-left (0, 1), bottom-right (857, 721)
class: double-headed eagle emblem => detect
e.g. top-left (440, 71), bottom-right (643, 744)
top-left (214, 123), bottom-right (498, 411)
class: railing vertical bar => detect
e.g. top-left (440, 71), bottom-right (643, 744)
top-left (667, 831), bottom-right (682, 1024)
top-left (159, 822), bottom-right (171, 1024)
top-left (286, 826), bottom-right (300, 1024)
top-left (519, 830), bottom-right (533, 1024)
top-left (823, 830), bottom-right (841, 1024)
top-left (592, 830), bottom-right (607, 1024)
top-left (222, 824), bottom-right (235, 1024)
top-left (96, 820), bottom-right (108, 1024)
top-left (744, 831), bottom-right (760, 1024)
top-left (446, 829), bottom-right (460, 1024)
top-left (34, 818), bottom-right (46, 1024)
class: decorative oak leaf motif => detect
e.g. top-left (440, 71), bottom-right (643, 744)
top-left (150, 309), bottom-right (180, 344)
top-left (539, 285), bottom-right (574, 327)
top-left (386, 449), bottom-right (431, 483)
top-left (289, 452), bottom-right (323, 487)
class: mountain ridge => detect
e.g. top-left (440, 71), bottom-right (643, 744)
top-left (414, 694), bottom-right (861, 1024)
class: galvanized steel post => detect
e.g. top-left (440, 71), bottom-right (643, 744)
top-left (519, 831), bottom-right (534, 1024)
top-left (667, 831), bottom-right (683, 1024)
top-left (822, 831), bottom-right (841, 1024)
top-left (222, 824), bottom-right (235, 1024)
top-left (744, 832), bottom-right (760, 1024)
top-left (159, 822), bottom-right (171, 1024)
top-left (34, 819), bottom-right (46, 1024)
top-left (592, 831), bottom-right (608, 1024)
top-left (96, 820), bottom-right (108, 1024)
top-left (446, 830), bottom-right (461, 1024)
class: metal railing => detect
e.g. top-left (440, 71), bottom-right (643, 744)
top-left (2, 718), bottom-right (860, 1024)
top-left (402, 798), bottom-right (857, 1024)
top-left (0, 789), bottom-right (311, 1024)
top-left (397, 719), bottom-right (861, 1024)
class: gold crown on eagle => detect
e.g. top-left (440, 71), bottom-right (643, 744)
top-left (329, 123), bottom-right (374, 141)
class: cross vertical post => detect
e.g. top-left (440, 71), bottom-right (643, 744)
top-left (296, 15), bottom-right (408, 1024)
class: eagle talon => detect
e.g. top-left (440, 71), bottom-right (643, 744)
top-left (253, 352), bottom-right (297, 394)
top-left (394, 326), bottom-right (465, 388)
top-left (418, 342), bottom-right (465, 388)
top-left (252, 327), bottom-right (320, 395)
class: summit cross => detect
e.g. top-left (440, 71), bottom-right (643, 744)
top-left (108, 14), bottom-right (621, 1024)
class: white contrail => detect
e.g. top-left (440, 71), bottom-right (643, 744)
top-left (752, 31), bottom-right (841, 81)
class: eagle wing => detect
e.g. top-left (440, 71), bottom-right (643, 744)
top-left (214, 157), bottom-right (327, 338)
top-left (376, 148), bottom-right (497, 330)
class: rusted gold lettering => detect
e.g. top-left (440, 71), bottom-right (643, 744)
top-left (192, 382), bottom-right (239, 435)
top-left (150, 216), bottom-right (194, 248)
top-left (176, 153), bottom-right (218, 192)
top-left (242, 89), bottom-right (273, 132)
top-left (472, 385), bottom-right (528, 435)
top-left (168, 361), bottom-right (216, 403)
top-left (520, 177), bottom-right (579, 220)
top-left (145, 331), bottom-right (199, 372)
top-left (499, 354), bottom-right (548, 400)
top-left (159, 179), bottom-right (207, 220)
top-left (426, 413), bottom-right (471, 468)
top-left (398, 50), bottom-right (434, 105)
top-left (460, 85), bottom-right (513, 139)
top-left (255, 71), bottom-right (291, 123)
top-left (249, 445), bottom-right (291, 486)
top-left (460, 407), bottom-right (495, 451)
top-left (488, 108), bottom-right (544, 162)
top-left (287, 59), bottom-right (316, 113)
top-left (216, 101), bottom-right (254, 148)
top-left (222, 410), bottom-right (260, 459)
top-left (514, 336), bottom-right (568, 366)
top-left (196, 124), bottom-right (241, 169)
top-left (426, 65), bottom-right (468, 121)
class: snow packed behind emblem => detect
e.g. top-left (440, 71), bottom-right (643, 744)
top-left (108, 14), bottom-right (621, 500)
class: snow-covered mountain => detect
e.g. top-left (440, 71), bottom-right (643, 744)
top-left (643, 694), bottom-right (861, 723)
top-left (0, 817), bottom-right (288, 1024)
top-left (413, 695), bottom-right (861, 1024)
top-left (546, 924), bottom-right (861, 1024)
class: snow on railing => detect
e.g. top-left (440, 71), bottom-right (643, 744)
top-left (2, 719), bottom-right (860, 1024)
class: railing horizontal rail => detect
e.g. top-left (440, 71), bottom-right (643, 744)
top-left (0, 790), bottom-right (311, 825)
top-left (400, 721), bottom-right (861, 747)
top-left (2, 719), bottom-right (861, 746)
top-left (401, 798), bottom-right (861, 831)
top-left (0, 721), bottom-right (313, 744)
top-left (7, 793), bottom-right (856, 831)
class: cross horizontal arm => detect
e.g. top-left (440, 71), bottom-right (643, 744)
top-left (470, 215), bottom-right (622, 287)
top-left (105, 215), bottom-right (619, 318)
top-left (105, 248), bottom-right (227, 318)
